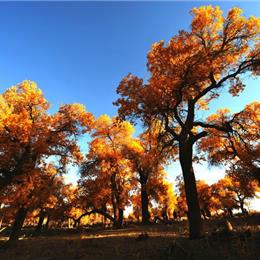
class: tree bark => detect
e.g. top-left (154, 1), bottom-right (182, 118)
top-left (179, 141), bottom-right (204, 239)
top-left (9, 207), bottom-right (28, 241)
top-left (140, 181), bottom-right (150, 224)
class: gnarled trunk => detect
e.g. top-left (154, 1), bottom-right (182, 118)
top-left (9, 207), bottom-right (28, 241)
top-left (179, 141), bottom-right (204, 239)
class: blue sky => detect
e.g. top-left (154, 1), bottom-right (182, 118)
top-left (0, 2), bottom-right (259, 209)
top-left (0, 2), bottom-right (259, 116)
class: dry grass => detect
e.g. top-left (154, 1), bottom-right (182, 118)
top-left (0, 216), bottom-right (260, 260)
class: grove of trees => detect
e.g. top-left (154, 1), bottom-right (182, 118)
top-left (0, 6), bottom-right (259, 241)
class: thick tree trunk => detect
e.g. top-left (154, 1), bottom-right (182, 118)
top-left (140, 181), bottom-right (150, 224)
top-left (179, 142), bottom-right (204, 239)
top-left (33, 209), bottom-right (46, 236)
top-left (9, 207), bottom-right (28, 241)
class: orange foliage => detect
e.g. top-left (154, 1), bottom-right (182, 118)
top-left (199, 102), bottom-right (260, 182)
top-left (115, 7), bottom-right (259, 237)
top-left (0, 81), bottom-right (94, 190)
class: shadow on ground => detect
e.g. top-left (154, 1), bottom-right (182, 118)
top-left (0, 218), bottom-right (260, 259)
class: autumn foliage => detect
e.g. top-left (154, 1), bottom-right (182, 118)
top-left (0, 6), bottom-right (259, 242)
top-left (115, 6), bottom-right (259, 238)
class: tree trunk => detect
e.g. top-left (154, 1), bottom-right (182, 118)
top-left (33, 209), bottom-right (46, 236)
top-left (228, 208), bottom-right (234, 217)
top-left (111, 195), bottom-right (117, 227)
top-left (205, 208), bottom-right (211, 218)
top-left (0, 214), bottom-right (4, 229)
top-left (73, 219), bottom-right (80, 228)
top-left (117, 208), bottom-right (123, 228)
top-left (239, 199), bottom-right (247, 215)
top-left (9, 207), bottom-right (28, 241)
top-left (111, 173), bottom-right (118, 227)
top-left (140, 181), bottom-right (150, 224)
top-left (162, 206), bottom-right (168, 221)
top-left (179, 141), bottom-right (204, 239)
top-left (110, 172), bottom-right (124, 228)
top-left (201, 209), bottom-right (207, 220)
top-left (45, 215), bottom-right (50, 230)
top-left (111, 197), bottom-right (118, 227)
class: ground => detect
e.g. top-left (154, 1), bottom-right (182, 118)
top-left (0, 216), bottom-right (260, 259)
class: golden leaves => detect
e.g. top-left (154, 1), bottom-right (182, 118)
top-left (0, 80), bottom-right (94, 216)
top-left (191, 6), bottom-right (224, 35)
top-left (197, 99), bottom-right (209, 110)
top-left (116, 5), bottom-right (259, 129)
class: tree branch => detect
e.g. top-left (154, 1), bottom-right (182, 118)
top-left (193, 121), bottom-right (229, 132)
top-left (193, 58), bottom-right (257, 103)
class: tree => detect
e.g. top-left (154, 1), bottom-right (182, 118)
top-left (213, 175), bottom-right (259, 215)
top-left (1, 163), bottom-right (59, 239)
top-left (0, 81), bottom-right (94, 240)
top-left (77, 175), bottom-right (114, 226)
top-left (115, 6), bottom-right (259, 238)
top-left (151, 178), bottom-right (176, 222)
top-left (122, 125), bottom-right (174, 224)
top-left (81, 115), bottom-right (139, 227)
top-left (32, 169), bottom-right (67, 236)
top-left (211, 178), bottom-right (239, 217)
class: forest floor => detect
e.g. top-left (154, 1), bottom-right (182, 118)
top-left (0, 216), bottom-right (260, 260)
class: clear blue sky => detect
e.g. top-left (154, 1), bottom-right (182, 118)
top-left (0, 2), bottom-right (259, 118)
